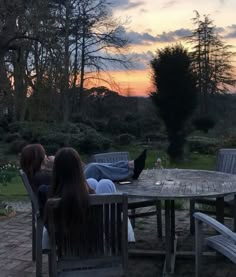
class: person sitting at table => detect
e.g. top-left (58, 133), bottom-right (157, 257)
top-left (20, 143), bottom-right (147, 194)
top-left (42, 147), bottom-right (135, 247)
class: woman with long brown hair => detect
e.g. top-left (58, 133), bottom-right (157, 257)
top-left (20, 144), bottom-right (50, 193)
top-left (42, 147), bottom-right (135, 248)
top-left (47, 147), bottom-right (94, 228)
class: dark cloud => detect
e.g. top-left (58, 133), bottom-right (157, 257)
top-left (103, 51), bottom-right (154, 71)
top-left (110, 0), bottom-right (145, 10)
top-left (128, 51), bottom-right (154, 70)
top-left (125, 28), bottom-right (192, 45)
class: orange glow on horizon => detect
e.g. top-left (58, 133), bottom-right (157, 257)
top-left (85, 69), bottom-right (155, 97)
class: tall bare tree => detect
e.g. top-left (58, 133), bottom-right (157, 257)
top-left (75, 0), bottom-right (130, 110)
top-left (0, 0), bottom-right (130, 122)
top-left (187, 11), bottom-right (236, 113)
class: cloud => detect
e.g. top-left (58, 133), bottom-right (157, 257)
top-left (223, 24), bottom-right (236, 38)
top-left (124, 28), bottom-right (192, 45)
top-left (127, 51), bottom-right (154, 70)
top-left (103, 51), bottom-right (154, 71)
top-left (162, 1), bottom-right (177, 9)
top-left (110, 0), bottom-right (145, 10)
top-left (140, 8), bottom-right (148, 13)
top-left (215, 27), bottom-right (225, 33)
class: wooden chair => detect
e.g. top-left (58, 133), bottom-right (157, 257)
top-left (190, 148), bottom-right (236, 234)
top-left (90, 152), bottom-right (130, 163)
top-left (90, 152), bottom-right (162, 237)
top-left (19, 169), bottom-right (44, 277)
top-left (194, 212), bottom-right (236, 277)
top-left (46, 194), bottom-right (128, 277)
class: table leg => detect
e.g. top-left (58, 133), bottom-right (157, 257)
top-left (171, 200), bottom-right (175, 250)
top-left (216, 197), bottom-right (224, 224)
top-left (163, 200), bottom-right (177, 276)
top-left (233, 195), bottom-right (236, 232)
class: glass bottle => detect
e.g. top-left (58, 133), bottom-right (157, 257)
top-left (155, 157), bottom-right (163, 169)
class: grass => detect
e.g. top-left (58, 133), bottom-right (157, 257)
top-left (111, 143), bottom-right (215, 170)
top-left (0, 176), bottom-right (28, 201)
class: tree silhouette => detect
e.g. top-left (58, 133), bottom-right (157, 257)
top-left (187, 11), bottom-right (236, 113)
top-left (150, 45), bottom-right (197, 161)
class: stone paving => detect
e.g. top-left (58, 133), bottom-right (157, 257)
top-left (0, 202), bottom-right (236, 277)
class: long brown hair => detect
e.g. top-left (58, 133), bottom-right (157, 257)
top-left (20, 144), bottom-right (46, 182)
top-left (48, 147), bottom-right (93, 230)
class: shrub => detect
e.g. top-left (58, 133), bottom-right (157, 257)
top-left (5, 132), bottom-right (21, 143)
top-left (221, 135), bottom-right (236, 148)
top-left (79, 133), bottom-right (111, 154)
top-left (0, 116), bottom-right (10, 132)
top-left (39, 133), bottom-right (70, 147)
top-left (44, 144), bottom-right (61, 155)
top-left (188, 136), bottom-right (219, 154)
top-left (8, 122), bottom-right (21, 133)
top-left (115, 133), bottom-right (135, 145)
top-left (39, 128), bottom-right (111, 155)
top-left (8, 121), bottom-right (50, 141)
top-left (144, 132), bottom-right (167, 142)
top-left (193, 116), bottom-right (216, 133)
top-left (58, 122), bottom-right (79, 133)
top-left (92, 120), bottom-right (107, 132)
top-left (0, 164), bottom-right (18, 185)
top-left (107, 116), bottom-right (126, 135)
top-left (0, 127), bottom-right (5, 137)
top-left (8, 139), bottom-right (28, 154)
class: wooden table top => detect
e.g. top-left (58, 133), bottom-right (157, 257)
top-left (116, 169), bottom-right (236, 200)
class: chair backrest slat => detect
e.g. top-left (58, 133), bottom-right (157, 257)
top-left (90, 152), bottom-right (130, 163)
top-left (216, 149), bottom-right (236, 174)
top-left (47, 194), bottom-right (128, 275)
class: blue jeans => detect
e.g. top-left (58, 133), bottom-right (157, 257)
top-left (84, 161), bottom-right (133, 181)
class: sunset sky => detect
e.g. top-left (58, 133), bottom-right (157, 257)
top-left (95, 0), bottom-right (236, 96)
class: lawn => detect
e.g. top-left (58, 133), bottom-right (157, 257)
top-left (112, 144), bottom-right (215, 170)
top-left (0, 176), bottom-right (28, 201)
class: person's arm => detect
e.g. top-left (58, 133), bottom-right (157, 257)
top-left (42, 156), bottom-right (55, 170)
top-left (33, 170), bottom-right (52, 190)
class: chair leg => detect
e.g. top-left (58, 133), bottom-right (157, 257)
top-left (32, 212), bottom-right (36, 261)
top-left (195, 219), bottom-right (203, 277)
top-left (156, 200), bottom-right (162, 238)
top-left (130, 209), bottom-right (135, 228)
top-left (216, 197), bottom-right (224, 224)
top-left (36, 221), bottom-right (43, 277)
top-left (48, 252), bottom-right (52, 277)
top-left (190, 200), bottom-right (195, 235)
top-left (232, 195), bottom-right (236, 232)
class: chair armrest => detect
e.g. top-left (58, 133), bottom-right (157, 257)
top-left (194, 212), bottom-right (236, 242)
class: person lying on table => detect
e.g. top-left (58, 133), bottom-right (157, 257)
top-left (20, 143), bottom-right (147, 194)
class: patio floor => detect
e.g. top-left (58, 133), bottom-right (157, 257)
top-left (0, 204), bottom-right (236, 277)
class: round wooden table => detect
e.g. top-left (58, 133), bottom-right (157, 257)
top-left (116, 168), bottom-right (236, 275)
